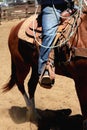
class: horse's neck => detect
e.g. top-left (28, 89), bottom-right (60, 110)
top-left (72, 13), bottom-right (87, 48)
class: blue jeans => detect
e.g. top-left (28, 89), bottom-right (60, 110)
top-left (38, 6), bottom-right (61, 75)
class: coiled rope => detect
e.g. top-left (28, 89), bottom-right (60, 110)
top-left (84, 0), bottom-right (87, 6)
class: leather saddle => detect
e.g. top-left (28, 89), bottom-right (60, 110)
top-left (25, 9), bottom-right (76, 46)
top-left (18, 9), bottom-right (87, 59)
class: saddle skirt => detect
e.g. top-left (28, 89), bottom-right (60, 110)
top-left (18, 14), bottom-right (42, 45)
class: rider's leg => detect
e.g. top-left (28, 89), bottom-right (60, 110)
top-left (38, 6), bottom-right (61, 85)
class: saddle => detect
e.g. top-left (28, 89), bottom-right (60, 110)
top-left (18, 9), bottom-right (87, 61)
top-left (18, 9), bottom-right (75, 46)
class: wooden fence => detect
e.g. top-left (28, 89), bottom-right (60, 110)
top-left (0, 3), bottom-right (39, 23)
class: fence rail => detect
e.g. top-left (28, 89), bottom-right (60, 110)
top-left (0, 3), bottom-right (39, 24)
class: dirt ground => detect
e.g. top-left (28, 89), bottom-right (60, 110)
top-left (0, 19), bottom-right (82, 130)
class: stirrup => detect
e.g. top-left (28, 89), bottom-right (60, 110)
top-left (39, 70), bottom-right (52, 85)
top-left (39, 60), bottom-right (55, 87)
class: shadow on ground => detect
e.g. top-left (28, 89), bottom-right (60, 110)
top-left (9, 106), bottom-right (83, 130)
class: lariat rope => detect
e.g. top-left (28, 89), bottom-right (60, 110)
top-left (84, 0), bottom-right (87, 6)
top-left (33, 0), bottom-right (84, 49)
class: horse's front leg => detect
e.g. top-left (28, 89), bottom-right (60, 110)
top-left (26, 65), bottom-right (40, 122)
top-left (17, 79), bottom-right (39, 122)
top-left (23, 92), bottom-right (38, 122)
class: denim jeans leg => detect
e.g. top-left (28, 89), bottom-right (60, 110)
top-left (38, 7), bottom-right (61, 75)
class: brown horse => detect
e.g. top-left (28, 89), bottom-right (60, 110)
top-left (3, 3), bottom-right (87, 123)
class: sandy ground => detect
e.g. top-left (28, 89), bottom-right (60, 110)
top-left (0, 19), bottom-right (82, 130)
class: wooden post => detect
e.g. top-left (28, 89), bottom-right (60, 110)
top-left (0, 6), bottom-right (1, 25)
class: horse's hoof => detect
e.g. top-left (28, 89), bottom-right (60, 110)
top-left (26, 107), bottom-right (41, 124)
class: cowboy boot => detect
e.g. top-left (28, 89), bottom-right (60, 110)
top-left (39, 49), bottom-right (55, 88)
